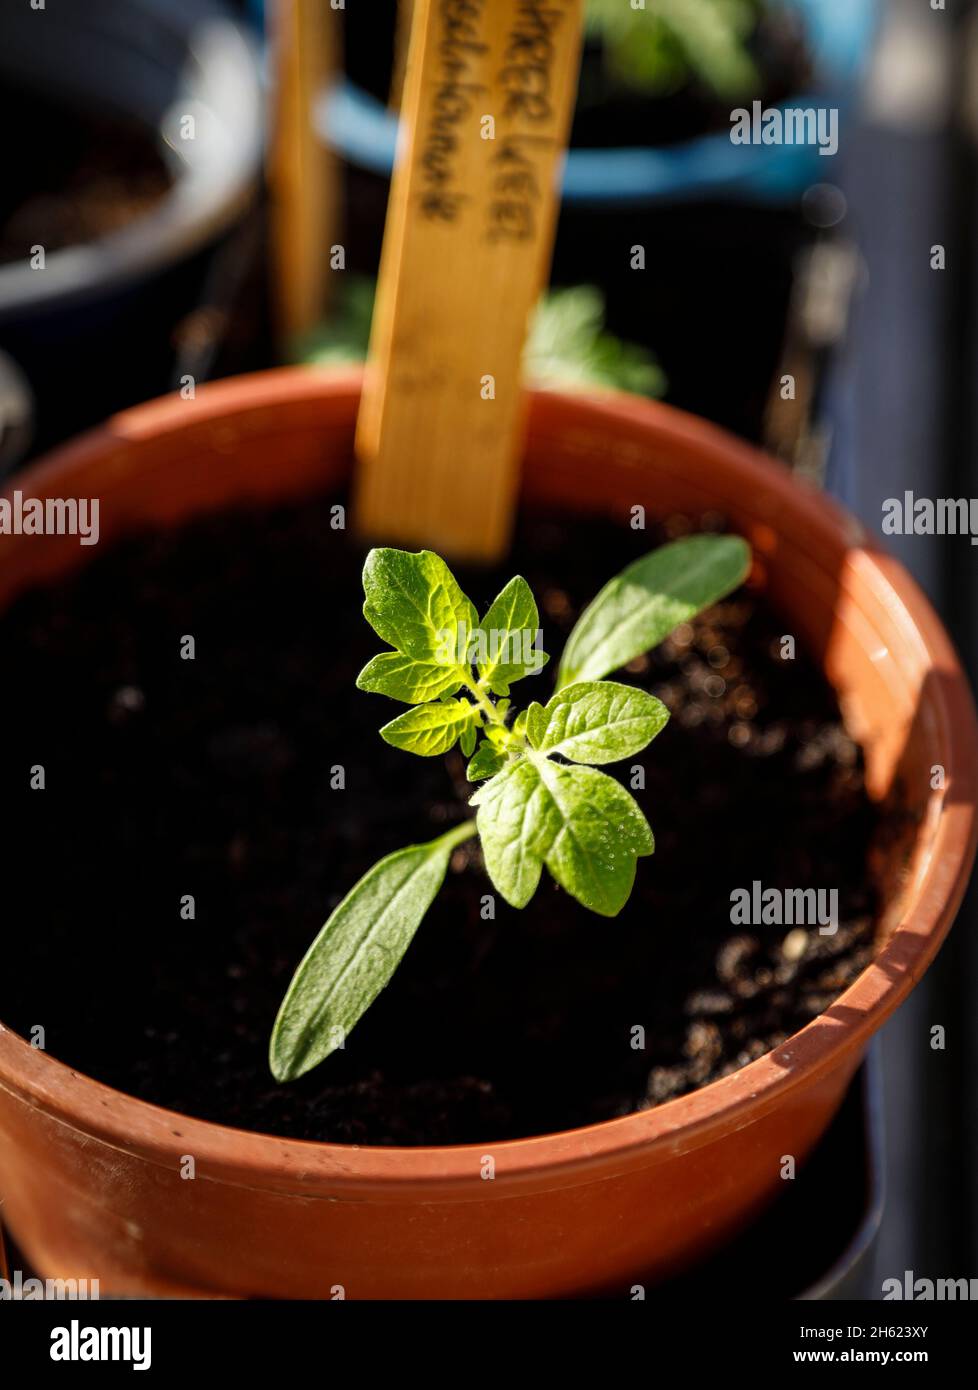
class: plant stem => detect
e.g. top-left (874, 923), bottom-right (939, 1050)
top-left (437, 819), bottom-right (478, 852)
top-left (462, 675), bottom-right (505, 727)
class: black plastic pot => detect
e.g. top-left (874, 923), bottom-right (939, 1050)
top-left (0, 0), bottom-right (262, 460)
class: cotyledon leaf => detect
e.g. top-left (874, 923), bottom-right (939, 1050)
top-left (556, 534), bottom-right (750, 688)
top-left (269, 822), bottom-right (476, 1081)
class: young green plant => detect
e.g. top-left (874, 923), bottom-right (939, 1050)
top-left (269, 533), bottom-right (750, 1081)
top-left (299, 279), bottom-right (664, 398)
top-left (584, 0), bottom-right (764, 100)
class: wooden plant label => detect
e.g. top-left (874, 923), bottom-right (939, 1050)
top-left (267, 0), bottom-right (338, 345)
top-left (355, 0), bottom-right (584, 561)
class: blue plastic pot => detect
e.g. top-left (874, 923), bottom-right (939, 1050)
top-left (319, 0), bottom-right (879, 206)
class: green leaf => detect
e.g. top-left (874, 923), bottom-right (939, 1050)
top-left (472, 757), bottom-right (653, 916)
top-left (543, 763), bottom-right (653, 916)
top-left (475, 575), bottom-right (548, 695)
top-left (293, 275), bottom-right (376, 366)
top-left (294, 277), bottom-right (666, 400)
top-left (557, 534), bottom-right (750, 688)
top-left (585, 0), bottom-right (762, 101)
top-left (269, 823), bottom-right (475, 1081)
top-left (525, 286), bottom-right (665, 398)
top-left (471, 759), bottom-right (558, 909)
top-left (356, 651), bottom-right (465, 704)
top-left (380, 698), bottom-right (480, 757)
top-left (526, 681), bottom-right (670, 764)
top-left (466, 740), bottom-right (508, 782)
top-left (362, 548), bottom-right (478, 665)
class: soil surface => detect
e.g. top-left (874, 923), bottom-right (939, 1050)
top-left (0, 501), bottom-right (882, 1145)
top-left (0, 87), bottom-right (170, 265)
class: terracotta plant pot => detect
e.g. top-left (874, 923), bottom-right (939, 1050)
top-left (0, 369), bottom-right (974, 1299)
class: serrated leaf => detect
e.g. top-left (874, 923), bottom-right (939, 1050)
top-left (471, 759), bottom-right (559, 908)
top-left (356, 652), bottom-right (465, 704)
top-left (472, 756), bottom-right (653, 915)
top-left (475, 575), bottom-right (548, 695)
top-left (362, 548), bottom-right (478, 664)
top-left (540, 763), bottom-right (653, 916)
top-left (526, 681), bottom-right (669, 765)
top-left (466, 741), bottom-right (507, 782)
top-left (557, 534), bottom-right (750, 688)
top-left (380, 698), bottom-right (480, 756)
top-left (269, 824), bottom-right (471, 1080)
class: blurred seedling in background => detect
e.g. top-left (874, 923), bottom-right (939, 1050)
top-left (584, 0), bottom-right (765, 99)
top-left (298, 278), bottom-right (665, 399)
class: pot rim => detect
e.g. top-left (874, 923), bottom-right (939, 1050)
top-left (0, 368), bottom-right (975, 1195)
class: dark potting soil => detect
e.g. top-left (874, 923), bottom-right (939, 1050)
top-left (0, 86), bottom-right (171, 265)
top-left (0, 500), bottom-right (883, 1145)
